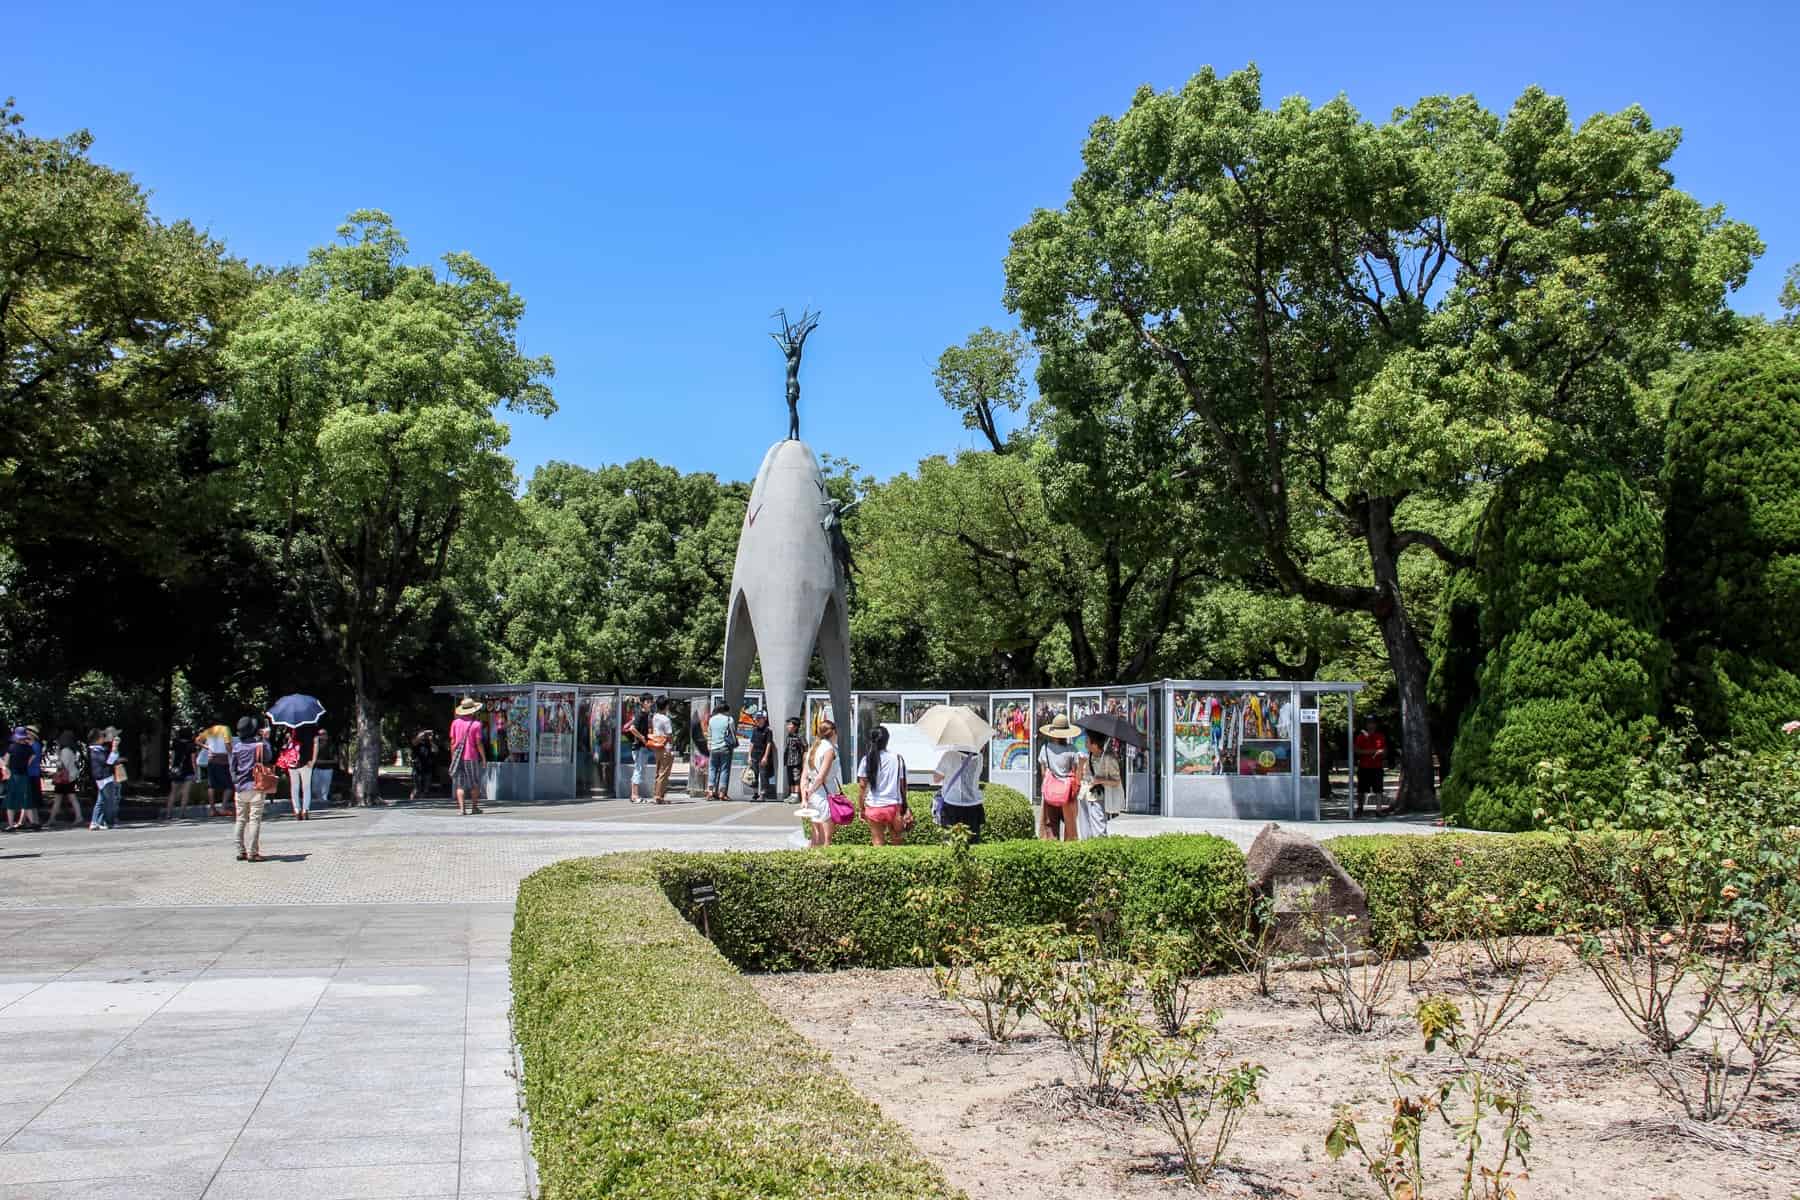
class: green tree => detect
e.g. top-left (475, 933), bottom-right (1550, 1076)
top-left (0, 97), bottom-right (251, 554)
top-left (1003, 65), bottom-right (1758, 809)
top-left (1442, 460), bottom-right (1669, 830)
top-left (1660, 332), bottom-right (1800, 747)
top-left (934, 327), bottom-right (1031, 454)
top-left (221, 212), bottom-right (553, 801)
top-left (483, 459), bottom-right (744, 684)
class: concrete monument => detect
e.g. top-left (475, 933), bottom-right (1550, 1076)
top-left (720, 313), bottom-right (852, 798)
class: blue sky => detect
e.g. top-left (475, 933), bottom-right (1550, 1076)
top-left (9, 0), bottom-right (1796, 486)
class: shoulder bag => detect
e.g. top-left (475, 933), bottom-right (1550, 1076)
top-left (894, 756), bottom-right (915, 832)
top-left (250, 745), bottom-right (279, 794)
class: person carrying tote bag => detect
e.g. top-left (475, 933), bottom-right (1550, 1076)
top-left (1036, 714), bottom-right (1084, 842)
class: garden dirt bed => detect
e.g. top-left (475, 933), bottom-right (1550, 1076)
top-left (751, 945), bottom-right (1800, 1199)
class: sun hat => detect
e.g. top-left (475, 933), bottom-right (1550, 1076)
top-left (455, 696), bottom-right (483, 717)
top-left (24, 724), bottom-right (40, 738)
top-left (235, 716), bottom-right (257, 737)
top-left (9, 726), bottom-right (27, 742)
top-left (1038, 714), bottom-right (1080, 741)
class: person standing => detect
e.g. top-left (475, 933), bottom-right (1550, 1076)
top-left (200, 723), bottom-right (233, 817)
top-left (624, 693), bottom-right (653, 803)
top-left (1353, 716), bottom-right (1387, 817)
top-left (1036, 715), bottom-right (1083, 842)
top-left (284, 723), bottom-right (319, 820)
top-left (705, 701), bottom-right (735, 800)
top-left (448, 697), bottom-right (487, 815)
top-left (649, 697), bottom-right (675, 803)
top-left (855, 725), bottom-right (907, 846)
top-left (797, 719), bottom-right (840, 849)
top-left (164, 727), bottom-right (197, 820)
top-left (229, 716), bottom-right (270, 860)
top-left (687, 703), bottom-right (709, 798)
top-left (747, 711), bottom-right (775, 800)
top-left (87, 727), bottom-right (122, 830)
top-left (49, 731), bottom-right (82, 826)
top-left (4, 727), bottom-right (39, 832)
top-left (783, 717), bottom-right (806, 799)
top-left (933, 743), bottom-right (985, 842)
top-left (311, 727), bottom-right (337, 809)
top-left (410, 730), bottom-right (436, 800)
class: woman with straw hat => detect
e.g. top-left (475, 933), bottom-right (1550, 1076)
top-left (1036, 714), bottom-right (1085, 842)
top-left (447, 696), bottom-right (487, 815)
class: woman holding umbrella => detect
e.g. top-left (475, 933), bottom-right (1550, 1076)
top-left (267, 695), bottom-right (326, 821)
top-left (912, 704), bottom-right (994, 841)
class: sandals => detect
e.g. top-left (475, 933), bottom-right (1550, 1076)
top-left (248, 853), bottom-right (265, 862)
top-left (236, 851), bottom-right (247, 861)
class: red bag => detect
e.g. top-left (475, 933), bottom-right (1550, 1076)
top-left (1042, 772), bottom-right (1076, 807)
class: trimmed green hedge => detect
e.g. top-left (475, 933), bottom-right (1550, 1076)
top-left (654, 834), bottom-right (1247, 972)
top-left (826, 782), bottom-right (1034, 845)
top-left (1324, 833), bottom-right (1569, 946)
top-left (511, 855), bottom-right (959, 1199)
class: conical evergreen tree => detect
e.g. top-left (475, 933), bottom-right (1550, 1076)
top-left (1443, 461), bottom-right (1669, 830)
top-left (1661, 335), bottom-right (1800, 748)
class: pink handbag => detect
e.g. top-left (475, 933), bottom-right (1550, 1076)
top-left (1041, 771), bottom-right (1076, 807)
top-left (827, 789), bottom-right (855, 825)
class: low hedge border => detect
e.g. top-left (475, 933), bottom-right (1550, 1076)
top-left (826, 782), bottom-right (1035, 845)
top-left (654, 834), bottom-right (1248, 972)
top-left (1323, 833), bottom-right (1563, 946)
top-left (511, 855), bottom-right (959, 1199)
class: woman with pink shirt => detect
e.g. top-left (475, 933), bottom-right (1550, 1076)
top-left (448, 696), bottom-right (487, 815)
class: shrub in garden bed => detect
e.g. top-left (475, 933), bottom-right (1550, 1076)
top-left (511, 855), bottom-right (956, 1199)
top-left (828, 782), bottom-right (1034, 845)
top-left (1324, 833), bottom-right (1571, 947)
top-left (654, 834), bottom-right (1247, 972)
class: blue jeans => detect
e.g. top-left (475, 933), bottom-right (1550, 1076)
top-left (312, 768), bottom-right (334, 807)
top-left (707, 750), bottom-right (733, 795)
top-left (91, 781), bottom-right (119, 829)
top-left (632, 747), bottom-right (655, 795)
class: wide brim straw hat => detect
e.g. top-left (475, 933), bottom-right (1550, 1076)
top-left (1038, 714), bottom-right (1080, 741)
top-left (455, 696), bottom-right (483, 717)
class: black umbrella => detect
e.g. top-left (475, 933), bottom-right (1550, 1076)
top-left (268, 694), bottom-right (327, 729)
top-left (1075, 711), bottom-right (1145, 749)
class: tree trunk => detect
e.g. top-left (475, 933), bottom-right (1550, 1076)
top-left (351, 656), bottom-right (383, 806)
top-left (1366, 501), bottom-right (1437, 814)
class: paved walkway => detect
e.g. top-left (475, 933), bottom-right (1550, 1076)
top-left (0, 796), bottom-right (1448, 1197)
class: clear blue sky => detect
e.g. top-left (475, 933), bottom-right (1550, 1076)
top-left (9, 0), bottom-right (1796, 486)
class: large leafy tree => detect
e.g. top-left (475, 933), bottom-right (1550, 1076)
top-left (1005, 65), bottom-right (1758, 809)
top-left (483, 459), bottom-right (745, 684)
top-left (221, 212), bottom-right (553, 802)
top-left (1660, 330), bottom-right (1800, 747)
top-left (0, 97), bottom-right (251, 554)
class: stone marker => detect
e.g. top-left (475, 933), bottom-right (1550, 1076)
top-left (1244, 822), bottom-right (1370, 953)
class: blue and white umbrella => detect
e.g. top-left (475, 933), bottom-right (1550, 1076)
top-left (267, 694), bottom-right (326, 729)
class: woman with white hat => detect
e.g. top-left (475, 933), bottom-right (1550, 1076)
top-left (1037, 714), bottom-right (1084, 842)
top-left (447, 696), bottom-right (487, 815)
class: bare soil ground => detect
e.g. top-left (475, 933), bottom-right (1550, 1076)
top-left (752, 943), bottom-right (1800, 1199)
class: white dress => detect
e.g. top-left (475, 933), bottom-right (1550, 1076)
top-left (802, 742), bottom-right (836, 822)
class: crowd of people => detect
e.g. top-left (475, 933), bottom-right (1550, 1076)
top-left (0, 716), bottom-right (345, 859)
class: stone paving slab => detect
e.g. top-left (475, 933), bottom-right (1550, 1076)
top-left (0, 905), bottom-right (526, 1200)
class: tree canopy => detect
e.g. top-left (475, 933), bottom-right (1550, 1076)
top-left (220, 211), bottom-right (554, 798)
top-left (1003, 64), bottom-right (1759, 808)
